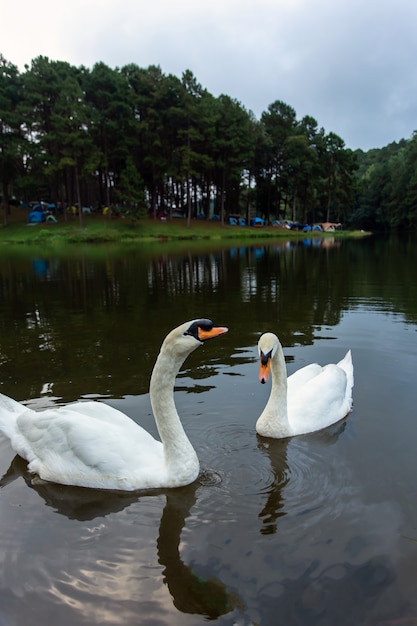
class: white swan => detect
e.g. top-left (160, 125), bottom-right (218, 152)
top-left (0, 319), bottom-right (228, 491)
top-left (256, 333), bottom-right (353, 438)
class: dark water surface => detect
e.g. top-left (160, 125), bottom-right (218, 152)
top-left (0, 234), bottom-right (417, 625)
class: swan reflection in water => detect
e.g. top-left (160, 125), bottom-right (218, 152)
top-left (254, 419), bottom-right (405, 624)
top-left (256, 437), bottom-right (290, 535)
top-left (256, 418), bottom-right (348, 535)
top-left (0, 456), bottom-right (242, 620)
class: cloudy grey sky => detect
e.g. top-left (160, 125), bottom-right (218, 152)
top-left (3, 0), bottom-right (417, 151)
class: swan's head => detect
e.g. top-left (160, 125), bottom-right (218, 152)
top-left (258, 333), bottom-right (280, 384)
top-left (163, 319), bottom-right (229, 358)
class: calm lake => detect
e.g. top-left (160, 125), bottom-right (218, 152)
top-left (0, 233), bottom-right (416, 625)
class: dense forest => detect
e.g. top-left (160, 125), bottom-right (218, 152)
top-left (1, 53), bottom-right (416, 229)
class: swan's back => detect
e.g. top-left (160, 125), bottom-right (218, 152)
top-left (287, 350), bottom-right (353, 435)
top-left (0, 398), bottom-right (163, 490)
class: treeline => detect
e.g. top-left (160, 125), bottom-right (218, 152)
top-left (0, 53), bottom-right (415, 229)
top-left (353, 137), bottom-right (417, 230)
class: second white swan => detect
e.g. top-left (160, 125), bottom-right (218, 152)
top-left (256, 333), bottom-right (353, 438)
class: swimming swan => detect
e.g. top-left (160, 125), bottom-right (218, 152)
top-left (0, 319), bottom-right (228, 491)
top-left (256, 333), bottom-right (353, 438)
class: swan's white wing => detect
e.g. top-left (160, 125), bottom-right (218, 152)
top-left (15, 403), bottom-right (164, 490)
top-left (287, 363), bottom-right (323, 392)
top-left (288, 363), bottom-right (352, 436)
top-left (63, 400), bottom-right (156, 434)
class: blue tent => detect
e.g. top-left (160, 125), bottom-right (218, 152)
top-left (28, 210), bottom-right (44, 223)
top-left (250, 217), bottom-right (265, 227)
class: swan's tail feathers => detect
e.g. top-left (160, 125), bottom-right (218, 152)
top-left (0, 393), bottom-right (29, 440)
top-left (337, 350), bottom-right (354, 410)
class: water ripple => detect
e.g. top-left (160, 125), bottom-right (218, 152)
top-left (259, 428), bottom-right (351, 532)
top-left (193, 419), bottom-right (350, 535)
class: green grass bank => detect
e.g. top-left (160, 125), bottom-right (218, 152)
top-left (0, 210), bottom-right (369, 247)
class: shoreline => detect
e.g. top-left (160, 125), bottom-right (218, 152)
top-left (0, 214), bottom-right (370, 247)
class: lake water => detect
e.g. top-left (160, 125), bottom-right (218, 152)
top-left (0, 233), bottom-right (416, 625)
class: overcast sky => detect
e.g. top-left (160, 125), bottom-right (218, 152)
top-left (3, 0), bottom-right (417, 151)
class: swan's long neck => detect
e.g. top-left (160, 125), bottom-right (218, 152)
top-left (257, 344), bottom-right (291, 438)
top-left (149, 347), bottom-right (199, 481)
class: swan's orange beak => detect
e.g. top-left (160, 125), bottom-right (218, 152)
top-left (198, 326), bottom-right (229, 341)
top-left (259, 356), bottom-right (271, 384)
